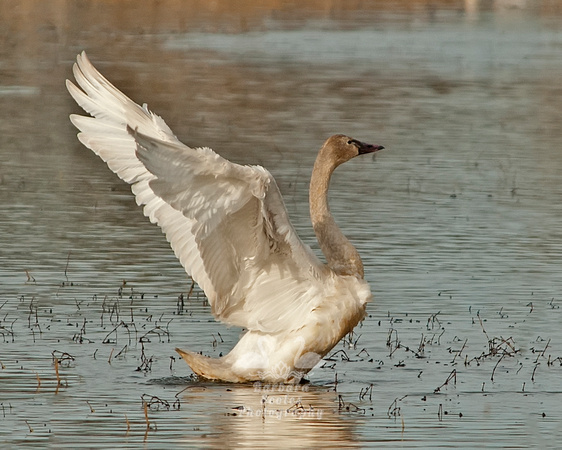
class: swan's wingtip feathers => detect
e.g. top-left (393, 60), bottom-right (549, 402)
top-left (66, 78), bottom-right (82, 103)
top-left (76, 50), bottom-right (91, 68)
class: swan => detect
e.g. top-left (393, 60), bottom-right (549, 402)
top-left (66, 52), bottom-right (385, 383)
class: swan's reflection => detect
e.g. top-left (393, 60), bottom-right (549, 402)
top-left (177, 382), bottom-right (357, 447)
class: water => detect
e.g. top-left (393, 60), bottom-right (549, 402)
top-left (1, 0), bottom-right (562, 447)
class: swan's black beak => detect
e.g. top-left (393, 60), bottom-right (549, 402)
top-left (358, 141), bottom-right (385, 155)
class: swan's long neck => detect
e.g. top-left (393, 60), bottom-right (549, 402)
top-left (309, 149), bottom-right (364, 278)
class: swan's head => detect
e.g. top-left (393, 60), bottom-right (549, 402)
top-left (323, 134), bottom-right (385, 167)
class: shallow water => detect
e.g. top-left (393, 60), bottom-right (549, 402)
top-left (1, 0), bottom-right (562, 447)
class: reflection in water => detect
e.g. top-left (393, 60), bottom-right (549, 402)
top-left (1, 0), bottom-right (562, 447)
top-left (177, 383), bottom-right (357, 447)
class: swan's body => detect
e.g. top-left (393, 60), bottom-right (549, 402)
top-left (67, 52), bottom-right (384, 383)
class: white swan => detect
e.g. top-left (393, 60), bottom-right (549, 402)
top-left (67, 52), bottom-right (385, 383)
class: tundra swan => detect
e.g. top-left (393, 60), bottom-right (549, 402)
top-left (66, 52), bottom-right (385, 383)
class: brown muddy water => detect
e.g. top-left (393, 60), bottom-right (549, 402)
top-left (1, 0), bottom-right (562, 447)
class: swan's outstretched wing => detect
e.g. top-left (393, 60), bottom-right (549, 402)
top-left (67, 52), bottom-right (329, 333)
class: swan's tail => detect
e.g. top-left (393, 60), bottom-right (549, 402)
top-left (175, 348), bottom-right (247, 383)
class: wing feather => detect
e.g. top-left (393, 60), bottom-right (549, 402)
top-left (67, 51), bottom-right (328, 333)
